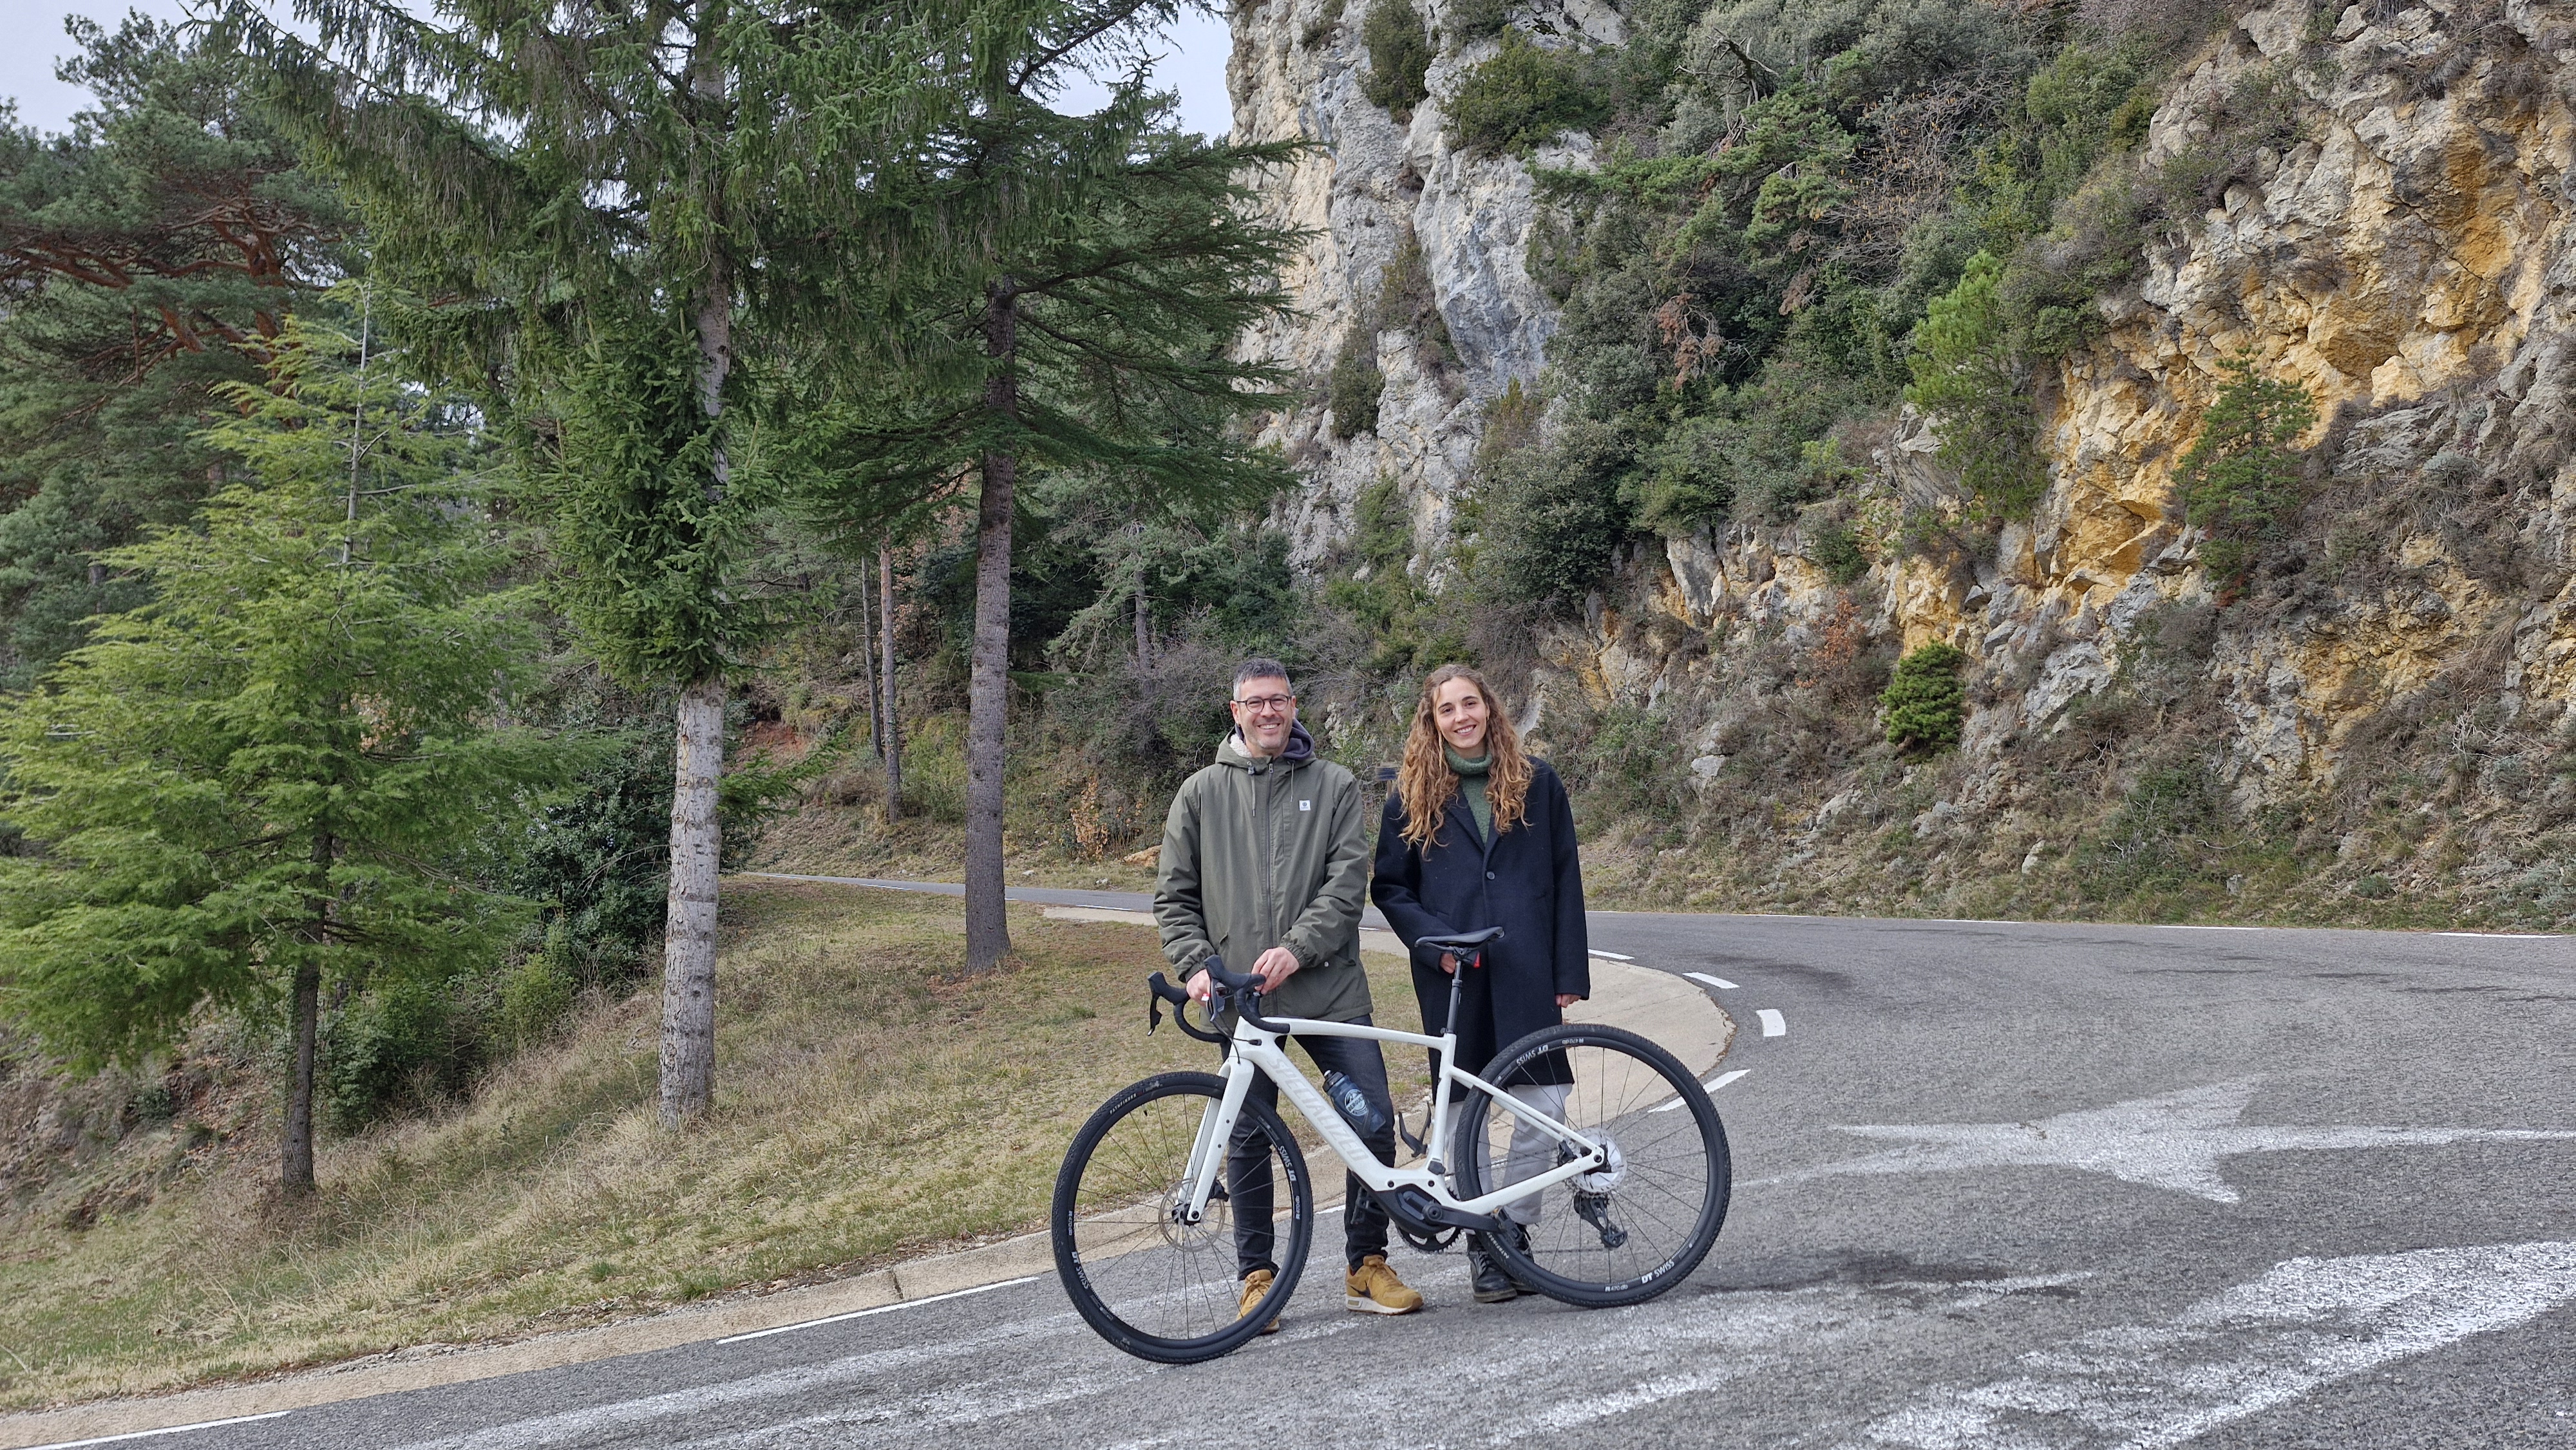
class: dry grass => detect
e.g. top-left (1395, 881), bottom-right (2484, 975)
top-left (0, 881), bottom-right (1426, 1409)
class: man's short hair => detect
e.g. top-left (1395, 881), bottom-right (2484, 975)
top-left (1232, 658), bottom-right (1293, 696)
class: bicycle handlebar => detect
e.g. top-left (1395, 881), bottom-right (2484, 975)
top-left (1146, 955), bottom-right (1291, 1038)
top-left (1146, 972), bottom-right (1227, 1043)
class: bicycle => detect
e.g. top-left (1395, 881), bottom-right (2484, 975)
top-left (1051, 927), bottom-right (1732, 1363)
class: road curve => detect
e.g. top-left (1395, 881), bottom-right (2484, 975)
top-left (19, 903), bottom-right (2576, 1450)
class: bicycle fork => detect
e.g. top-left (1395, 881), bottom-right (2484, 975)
top-left (1175, 1057), bottom-right (1257, 1225)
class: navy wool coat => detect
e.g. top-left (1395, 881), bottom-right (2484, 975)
top-left (1370, 758), bottom-right (1589, 1079)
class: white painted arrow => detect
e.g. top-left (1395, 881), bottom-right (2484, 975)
top-left (1756, 1078), bottom-right (2576, 1202)
top-left (1841, 1239), bottom-right (2576, 1449)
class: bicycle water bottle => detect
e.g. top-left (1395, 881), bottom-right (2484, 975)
top-left (1322, 1069), bottom-right (1388, 1136)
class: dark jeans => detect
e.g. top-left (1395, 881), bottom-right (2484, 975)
top-left (1227, 1018), bottom-right (1395, 1276)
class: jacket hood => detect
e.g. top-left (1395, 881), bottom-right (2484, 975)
top-left (1217, 720), bottom-right (1316, 770)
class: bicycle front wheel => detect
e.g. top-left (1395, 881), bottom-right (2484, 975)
top-left (1051, 1070), bottom-right (1312, 1363)
top-left (1457, 1023), bottom-right (1730, 1307)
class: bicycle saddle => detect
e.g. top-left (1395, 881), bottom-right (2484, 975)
top-left (1414, 926), bottom-right (1504, 954)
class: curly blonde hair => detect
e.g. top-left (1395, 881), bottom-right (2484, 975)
top-left (1396, 664), bottom-right (1532, 848)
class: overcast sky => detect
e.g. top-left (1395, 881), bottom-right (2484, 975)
top-left (3, 1), bottom-right (1233, 139)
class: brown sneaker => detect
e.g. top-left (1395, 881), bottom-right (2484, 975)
top-left (1344, 1254), bottom-right (1425, 1315)
top-left (1237, 1268), bottom-right (1282, 1334)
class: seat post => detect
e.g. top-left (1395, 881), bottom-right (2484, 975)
top-left (1445, 948), bottom-right (1470, 1046)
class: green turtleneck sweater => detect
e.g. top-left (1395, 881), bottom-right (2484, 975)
top-left (1446, 744), bottom-right (1492, 843)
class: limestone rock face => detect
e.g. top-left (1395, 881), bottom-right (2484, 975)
top-left (1237, 0), bottom-right (2576, 916)
top-left (1229, 0), bottom-right (1616, 568)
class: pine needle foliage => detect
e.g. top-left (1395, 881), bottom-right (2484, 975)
top-left (0, 319), bottom-right (580, 1187)
top-left (1880, 640), bottom-right (1967, 749)
top-left (2174, 351), bottom-right (2316, 595)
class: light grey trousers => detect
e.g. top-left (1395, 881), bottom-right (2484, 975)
top-left (1444, 1082), bottom-right (1572, 1227)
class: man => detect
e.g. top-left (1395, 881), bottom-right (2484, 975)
top-left (1154, 658), bottom-right (1424, 1326)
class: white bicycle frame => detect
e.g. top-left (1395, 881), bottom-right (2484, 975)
top-left (1173, 1004), bottom-right (1608, 1227)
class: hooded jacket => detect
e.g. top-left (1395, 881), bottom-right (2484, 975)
top-left (1152, 722), bottom-right (1372, 1024)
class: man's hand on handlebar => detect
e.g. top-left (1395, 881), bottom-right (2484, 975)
top-left (1250, 946), bottom-right (1300, 990)
top-left (1185, 968), bottom-right (1214, 1003)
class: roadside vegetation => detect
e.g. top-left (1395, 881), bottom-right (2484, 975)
top-left (0, 881), bottom-right (1424, 1408)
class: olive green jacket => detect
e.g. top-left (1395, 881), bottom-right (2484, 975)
top-left (1153, 724), bottom-right (1372, 1024)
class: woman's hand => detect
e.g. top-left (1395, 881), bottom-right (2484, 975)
top-left (1556, 993), bottom-right (1582, 1009)
top-left (1440, 952), bottom-right (1457, 975)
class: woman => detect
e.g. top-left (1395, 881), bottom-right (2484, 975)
top-left (1370, 663), bottom-right (1587, 1304)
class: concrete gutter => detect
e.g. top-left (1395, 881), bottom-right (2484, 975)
top-left (0, 892), bottom-right (1732, 1449)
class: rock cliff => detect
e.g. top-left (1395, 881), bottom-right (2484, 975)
top-left (1232, 0), bottom-right (2576, 925)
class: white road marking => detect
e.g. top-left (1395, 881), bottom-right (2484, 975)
top-left (1837, 1241), bottom-right (2576, 1449)
top-left (717, 1276), bottom-right (1039, 1344)
top-left (21, 1414), bottom-right (294, 1450)
top-left (1757, 1008), bottom-right (1787, 1037)
top-left (1756, 1077), bottom-right (2576, 1203)
top-left (1685, 972), bottom-right (1739, 990)
top-left (381, 1303), bottom-right (1092, 1450)
top-left (2434, 931), bottom-right (2559, 939)
top-left (1650, 1068), bottom-right (1751, 1111)
top-left (1587, 949), bottom-right (1634, 961)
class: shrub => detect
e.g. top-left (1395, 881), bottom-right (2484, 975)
top-left (1904, 252), bottom-right (2046, 518)
top-left (323, 979), bottom-right (477, 1133)
top-left (1474, 415), bottom-right (1634, 612)
top-left (1360, 0), bottom-right (1433, 118)
top-left (1562, 700), bottom-right (1690, 821)
top-left (1447, 30), bottom-right (1610, 155)
top-left (1327, 327), bottom-right (1384, 439)
top-left (1445, 0), bottom-right (1510, 46)
top-left (1809, 516), bottom-right (1870, 585)
top-left (498, 922), bottom-right (581, 1049)
top-left (1880, 641), bottom-right (1967, 748)
top-left (2174, 351), bottom-right (2316, 594)
top-left (2076, 758), bottom-right (2225, 907)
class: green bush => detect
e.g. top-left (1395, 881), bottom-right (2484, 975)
top-left (323, 978), bottom-right (478, 1133)
top-left (1447, 30), bottom-right (1610, 156)
top-left (1444, 0), bottom-right (1510, 46)
top-left (498, 922), bottom-right (581, 1050)
top-left (2174, 351), bottom-right (2316, 593)
top-left (1360, 0), bottom-right (1433, 118)
top-left (1327, 328), bottom-right (1383, 439)
top-left (1474, 416), bottom-right (1634, 612)
top-left (1880, 641), bottom-right (1967, 749)
top-left (1809, 516), bottom-right (1870, 585)
top-left (1904, 252), bottom-right (2046, 519)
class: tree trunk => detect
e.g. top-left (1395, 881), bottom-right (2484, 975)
top-left (662, 62), bottom-right (732, 1120)
top-left (1134, 563), bottom-right (1151, 672)
top-left (283, 828), bottom-right (331, 1192)
top-left (879, 544), bottom-right (902, 824)
top-left (964, 283), bottom-right (1019, 972)
top-left (857, 554), bottom-right (882, 762)
top-left (282, 956), bottom-right (320, 1192)
top-left (659, 676), bottom-right (724, 1125)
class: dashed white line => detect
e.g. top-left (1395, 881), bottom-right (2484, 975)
top-left (2434, 931), bottom-right (2559, 939)
top-left (1685, 972), bottom-right (1739, 990)
top-left (1587, 949), bottom-right (1635, 961)
top-left (717, 1276), bottom-right (1039, 1344)
top-left (1651, 1069), bottom-right (1751, 1111)
top-left (23, 1413), bottom-right (294, 1450)
top-left (1757, 1009), bottom-right (1787, 1038)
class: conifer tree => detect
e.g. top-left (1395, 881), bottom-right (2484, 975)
top-left (0, 15), bottom-right (344, 681)
top-left (802, 26), bottom-right (1304, 970)
top-left (0, 317), bottom-right (570, 1191)
top-left (216, 0), bottom-right (942, 1120)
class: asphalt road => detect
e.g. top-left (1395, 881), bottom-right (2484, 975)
top-left (100, 903), bottom-right (2576, 1450)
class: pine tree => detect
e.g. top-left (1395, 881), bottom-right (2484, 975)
top-left (216, 0), bottom-right (943, 1121)
top-left (2175, 352), bottom-right (2316, 595)
top-left (0, 317), bottom-right (573, 1191)
top-left (799, 35), bottom-right (1304, 970)
top-left (0, 15), bottom-right (345, 682)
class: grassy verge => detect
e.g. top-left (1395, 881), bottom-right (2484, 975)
top-left (0, 880), bottom-right (1425, 1409)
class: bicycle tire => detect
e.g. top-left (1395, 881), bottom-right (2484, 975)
top-left (1052, 1070), bottom-right (1312, 1363)
top-left (1456, 1023), bottom-right (1730, 1308)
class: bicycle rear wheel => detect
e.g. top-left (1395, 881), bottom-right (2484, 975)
top-left (1052, 1070), bottom-right (1312, 1363)
top-left (1456, 1023), bottom-right (1730, 1307)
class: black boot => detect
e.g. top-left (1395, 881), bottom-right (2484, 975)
top-left (1468, 1234), bottom-right (1522, 1303)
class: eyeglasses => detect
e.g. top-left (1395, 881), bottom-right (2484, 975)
top-left (1233, 693), bottom-right (1295, 713)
